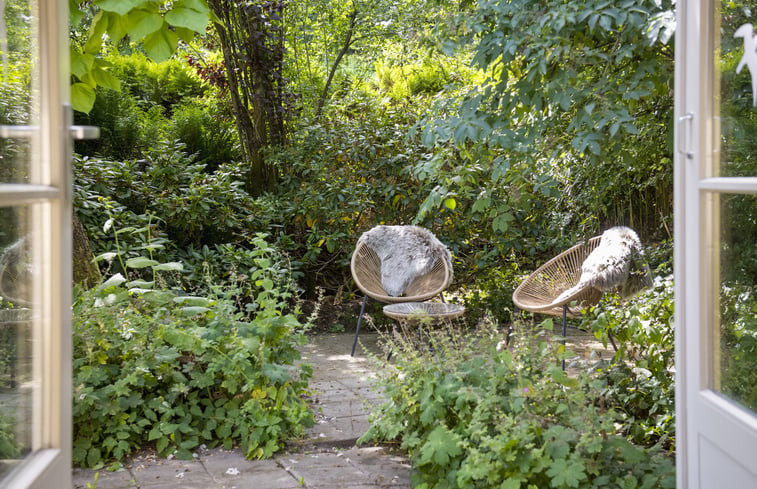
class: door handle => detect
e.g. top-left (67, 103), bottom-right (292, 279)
top-left (68, 125), bottom-right (99, 140)
top-left (0, 124), bottom-right (99, 140)
top-left (1, 104), bottom-right (99, 140)
top-left (678, 112), bottom-right (694, 159)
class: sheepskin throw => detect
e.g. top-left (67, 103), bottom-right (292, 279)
top-left (557, 226), bottom-right (652, 302)
top-left (358, 225), bottom-right (453, 297)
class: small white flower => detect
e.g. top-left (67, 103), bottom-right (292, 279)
top-left (225, 467), bottom-right (240, 476)
top-left (79, 393), bottom-right (86, 400)
top-left (176, 472), bottom-right (184, 479)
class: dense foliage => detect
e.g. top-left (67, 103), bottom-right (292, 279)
top-left (72, 227), bottom-right (313, 468)
top-left (360, 319), bottom-right (676, 489)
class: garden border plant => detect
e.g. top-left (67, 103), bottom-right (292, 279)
top-left (72, 218), bottom-right (313, 469)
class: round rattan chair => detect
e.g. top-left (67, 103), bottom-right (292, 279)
top-left (350, 239), bottom-right (453, 355)
top-left (512, 236), bottom-right (604, 368)
top-left (512, 236), bottom-right (603, 318)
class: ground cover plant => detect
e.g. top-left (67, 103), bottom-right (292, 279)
top-left (71, 221), bottom-right (313, 469)
top-left (360, 316), bottom-right (675, 489)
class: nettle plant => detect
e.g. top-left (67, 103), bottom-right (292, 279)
top-left (361, 322), bottom-right (675, 489)
top-left (72, 220), bottom-right (313, 469)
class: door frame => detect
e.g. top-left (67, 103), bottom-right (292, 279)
top-left (675, 0), bottom-right (757, 487)
top-left (2, 1), bottom-right (72, 488)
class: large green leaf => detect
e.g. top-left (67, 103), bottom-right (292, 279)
top-left (70, 51), bottom-right (94, 79)
top-left (83, 11), bottom-right (108, 54)
top-left (126, 10), bottom-right (164, 40)
top-left (418, 426), bottom-right (462, 466)
top-left (143, 28), bottom-right (179, 62)
top-left (165, 6), bottom-right (209, 33)
top-left (95, 0), bottom-right (144, 16)
top-left (71, 83), bottom-right (96, 113)
top-left (91, 59), bottom-right (121, 91)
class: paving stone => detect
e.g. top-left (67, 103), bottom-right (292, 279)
top-left (129, 458), bottom-right (214, 488)
top-left (201, 448), bottom-right (300, 489)
top-left (71, 467), bottom-right (136, 489)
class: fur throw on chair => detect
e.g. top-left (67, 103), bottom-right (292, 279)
top-left (557, 226), bottom-right (653, 302)
top-left (358, 225), bottom-right (453, 297)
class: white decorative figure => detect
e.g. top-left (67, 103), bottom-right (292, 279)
top-left (734, 23), bottom-right (757, 107)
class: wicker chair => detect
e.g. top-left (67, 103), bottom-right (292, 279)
top-left (350, 239), bottom-right (453, 356)
top-left (512, 236), bottom-right (604, 367)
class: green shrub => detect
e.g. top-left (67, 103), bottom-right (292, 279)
top-left (72, 230), bottom-right (313, 469)
top-left (73, 87), bottom-right (163, 159)
top-left (361, 322), bottom-right (675, 488)
top-left (107, 53), bottom-right (206, 109)
top-left (0, 411), bottom-right (22, 459)
top-left (584, 275), bottom-right (675, 449)
top-left (167, 98), bottom-right (241, 170)
top-left (74, 142), bottom-right (255, 251)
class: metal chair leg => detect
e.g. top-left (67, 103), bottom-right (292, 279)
top-left (562, 305), bottom-right (567, 371)
top-left (351, 295), bottom-right (368, 356)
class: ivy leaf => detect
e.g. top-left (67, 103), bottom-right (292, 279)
top-left (418, 426), bottom-right (462, 466)
top-left (143, 26), bottom-right (179, 62)
top-left (546, 457), bottom-right (587, 488)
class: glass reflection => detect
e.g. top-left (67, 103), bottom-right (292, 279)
top-left (719, 193), bottom-right (757, 413)
top-left (720, 2), bottom-right (757, 177)
top-left (0, 206), bottom-right (32, 479)
top-left (0, 0), bottom-right (34, 184)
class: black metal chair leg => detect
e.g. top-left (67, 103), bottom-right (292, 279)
top-left (351, 295), bottom-right (368, 356)
top-left (562, 305), bottom-right (567, 371)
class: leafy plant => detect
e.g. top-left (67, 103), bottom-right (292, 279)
top-left (584, 274), bottom-right (675, 449)
top-left (72, 221), bottom-right (313, 469)
top-left (0, 411), bottom-right (22, 459)
top-left (361, 321), bottom-right (675, 488)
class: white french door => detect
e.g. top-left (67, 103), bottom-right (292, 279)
top-left (676, 0), bottom-right (757, 486)
top-left (0, 1), bottom-right (76, 488)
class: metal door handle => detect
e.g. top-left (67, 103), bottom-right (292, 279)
top-left (69, 125), bottom-right (99, 140)
top-left (678, 112), bottom-right (694, 159)
top-left (0, 124), bottom-right (99, 140)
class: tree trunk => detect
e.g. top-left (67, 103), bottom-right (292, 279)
top-left (72, 212), bottom-right (101, 289)
top-left (208, 0), bottom-right (288, 196)
top-left (315, 10), bottom-right (358, 118)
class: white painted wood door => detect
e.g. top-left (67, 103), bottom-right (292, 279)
top-left (0, 0), bottom-right (78, 487)
top-left (675, 0), bottom-right (757, 487)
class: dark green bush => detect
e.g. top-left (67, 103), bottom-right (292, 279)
top-left (74, 142), bottom-right (255, 251)
top-left (73, 87), bottom-right (162, 159)
top-left (167, 98), bottom-right (241, 170)
top-left (585, 275), bottom-right (676, 449)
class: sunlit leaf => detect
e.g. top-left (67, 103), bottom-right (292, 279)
top-left (143, 28), bottom-right (179, 62)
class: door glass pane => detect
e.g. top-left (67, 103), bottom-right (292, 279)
top-left (0, 205), bottom-right (33, 480)
top-left (720, 1), bottom-right (757, 177)
top-left (718, 193), bottom-right (757, 414)
top-left (0, 0), bottom-right (36, 183)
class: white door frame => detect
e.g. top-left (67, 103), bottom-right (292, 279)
top-left (675, 0), bottom-right (757, 487)
top-left (1, 1), bottom-right (73, 488)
